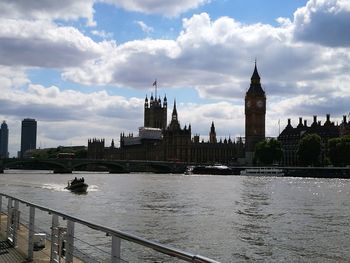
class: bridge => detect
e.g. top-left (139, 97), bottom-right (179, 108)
top-left (0, 158), bottom-right (188, 174)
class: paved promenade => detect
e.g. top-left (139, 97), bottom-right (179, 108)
top-left (0, 213), bottom-right (83, 263)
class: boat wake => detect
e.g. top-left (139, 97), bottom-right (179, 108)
top-left (42, 183), bottom-right (67, 191)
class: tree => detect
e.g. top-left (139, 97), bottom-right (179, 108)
top-left (328, 135), bottom-right (350, 166)
top-left (297, 133), bottom-right (321, 166)
top-left (254, 139), bottom-right (282, 165)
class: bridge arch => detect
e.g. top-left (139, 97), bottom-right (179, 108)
top-left (72, 161), bottom-right (129, 173)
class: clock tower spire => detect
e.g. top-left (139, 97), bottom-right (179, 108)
top-left (245, 61), bottom-right (266, 165)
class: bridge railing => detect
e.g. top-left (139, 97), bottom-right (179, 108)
top-left (0, 193), bottom-right (220, 263)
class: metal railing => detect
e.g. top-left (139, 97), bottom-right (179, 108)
top-left (0, 193), bottom-right (220, 263)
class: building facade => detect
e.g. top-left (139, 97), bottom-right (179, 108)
top-left (144, 94), bottom-right (167, 130)
top-left (20, 118), bottom-right (37, 158)
top-left (88, 64), bottom-right (269, 164)
top-left (88, 94), bottom-right (246, 164)
top-left (278, 114), bottom-right (350, 166)
top-left (245, 62), bottom-right (266, 164)
top-left (0, 121), bottom-right (9, 159)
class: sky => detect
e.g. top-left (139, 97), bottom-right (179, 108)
top-left (1, 0), bottom-right (350, 157)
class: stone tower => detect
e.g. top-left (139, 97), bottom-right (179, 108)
top-left (245, 62), bottom-right (266, 164)
top-left (209, 121), bottom-right (217, 143)
top-left (144, 83), bottom-right (167, 130)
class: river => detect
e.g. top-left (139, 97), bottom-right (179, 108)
top-left (0, 170), bottom-right (349, 262)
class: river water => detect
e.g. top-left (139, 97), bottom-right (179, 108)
top-left (0, 170), bottom-right (350, 262)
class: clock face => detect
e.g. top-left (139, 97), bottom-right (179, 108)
top-left (246, 100), bottom-right (251, 108)
top-left (256, 100), bottom-right (264, 108)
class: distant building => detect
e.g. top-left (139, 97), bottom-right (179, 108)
top-left (278, 114), bottom-right (349, 166)
top-left (86, 64), bottom-right (269, 164)
top-left (20, 118), bottom-right (37, 158)
top-left (144, 94), bottom-right (167, 130)
top-left (87, 139), bottom-right (105, 159)
top-left (245, 62), bottom-right (266, 164)
top-left (0, 121), bottom-right (9, 159)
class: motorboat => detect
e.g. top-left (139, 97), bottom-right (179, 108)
top-left (191, 164), bottom-right (233, 175)
top-left (240, 167), bottom-right (284, 176)
top-left (65, 177), bottom-right (88, 193)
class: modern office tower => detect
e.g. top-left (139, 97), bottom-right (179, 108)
top-left (0, 121), bottom-right (9, 158)
top-left (20, 118), bottom-right (37, 158)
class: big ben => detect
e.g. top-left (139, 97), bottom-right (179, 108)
top-left (245, 61), bottom-right (266, 165)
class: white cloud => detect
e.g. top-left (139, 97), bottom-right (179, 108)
top-left (134, 21), bottom-right (154, 34)
top-left (0, 80), bottom-right (144, 156)
top-left (102, 0), bottom-right (209, 17)
top-left (91, 30), bottom-right (114, 39)
top-left (0, 19), bottom-right (110, 68)
top-left (60, 9), bottom-right (350, 124)
top-left (62, 12), bottom-right (323, 96)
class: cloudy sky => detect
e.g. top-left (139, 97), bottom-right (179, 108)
top-left (1, 0), bottom-right (350, 156)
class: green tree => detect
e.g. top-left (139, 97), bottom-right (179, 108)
top-left (328, 135), bottom-right (350, 166)
top-left (75, 149), bottom-right (87, 159)
top-left (254, 139), bottom-right (282, 165)
top-left (297, 133), bottom-right (321, 166)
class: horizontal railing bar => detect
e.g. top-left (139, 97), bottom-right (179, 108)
top-left (0, 193), bottom-right (220, 263)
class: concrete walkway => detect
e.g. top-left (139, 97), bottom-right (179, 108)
top-left (0, 213), bottom-right (83, 263)
top-left (0, 238), bottom-right (27, 263)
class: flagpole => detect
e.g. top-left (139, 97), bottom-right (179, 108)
top-left (155, 79), bottom-right (157, 99)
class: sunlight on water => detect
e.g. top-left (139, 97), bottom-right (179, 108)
top-left (1, 172), bottom-right (350, 262)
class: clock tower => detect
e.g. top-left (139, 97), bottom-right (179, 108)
top-left (245, 61), bottom-right (266, 165)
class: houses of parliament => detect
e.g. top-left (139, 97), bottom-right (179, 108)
top-left (88, 63), bottom-right (266, 165)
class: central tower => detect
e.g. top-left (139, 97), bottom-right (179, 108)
top-left (144, 81), bottom-right (167, 130)
top-left (245, 62), bottom-right (266, 164)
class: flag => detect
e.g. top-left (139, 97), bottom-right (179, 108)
top-left (152, 80), bottom-right (157, 86)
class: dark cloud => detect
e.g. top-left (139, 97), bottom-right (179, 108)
top-left (104, 0), bottom-right (208, 17)
top-left (296, 95), bottom-right (350, 117)
top-left (0, 0), bottom-right (95, 25)
top-left (0, 36), bottom-right (99, 68)
top-left (293, 1), bottom-right (350, 47)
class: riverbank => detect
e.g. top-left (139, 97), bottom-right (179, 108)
top-left (192, 166), bottom-right (350, 178)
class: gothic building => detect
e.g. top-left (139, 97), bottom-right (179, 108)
top-left (87, 64), bottom-right (265, 164)
top-left (144, 94), bottom-right (167, 130)
top-left (87, 138), bottom-right (105, 159)
top-left (278, 114), bottom-right (350, 166)
top-left (245, 62), bottom-right (266, 164)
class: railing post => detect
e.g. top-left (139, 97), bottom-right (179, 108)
top-left (0, 195), bottom-right (2, 233)
top-left (50, 214), bottom-right (59, 263)
top-left (12, 200), bottom-right (19, 247)
top-left (65, 220), bottom-right (75, 263)
top-left (28, 206), bottom-right (35, 261)
top-left (7, 197), bottom-right (12, 240)
top-left (111, 235), bottom-right (121, 263)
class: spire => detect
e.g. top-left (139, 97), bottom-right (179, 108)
top-left (144, 95), bottom-right (149, 108)
top-left (172, 99), bottom-right (178, 121)
top-left (210, 121), bottom-right (215, 133)
top-left (251, 59), bottom-right (260, 81)
top-left (209, 121), bottom-right (217, 143)
top-left (111, 139), bottom-right (115, 148)
top-left (163, 94), bottom-right (167, 107)
top-left (247, 60), bottom-right (265, 96)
